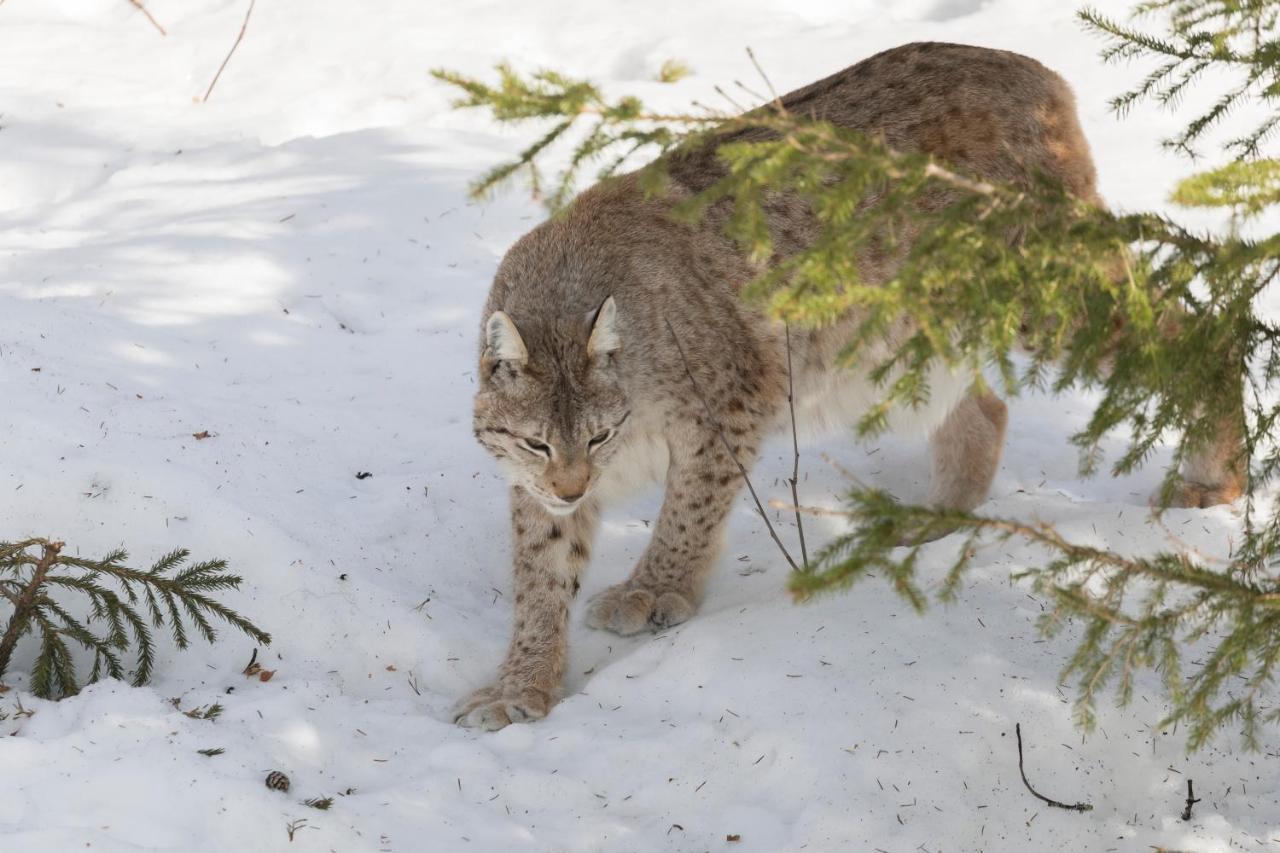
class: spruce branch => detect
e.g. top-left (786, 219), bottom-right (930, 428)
top-left (780, 488), bottom-right (1280, 749)
top-left (1080, 3), bottom-right (1280, 156)
top-left (1173, 158), bottom-right (1280, 215)
top-left (429, 65), bottom-right (716, 207)
top-left (0, 538), bottom-right (270, 699)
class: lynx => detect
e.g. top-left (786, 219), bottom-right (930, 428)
top-left (456, 42), bottom-right (1244, 730)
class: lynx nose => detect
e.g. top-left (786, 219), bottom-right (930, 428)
top-left (555, 488), bottom-right (586, 503)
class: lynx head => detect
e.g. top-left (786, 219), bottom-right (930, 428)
top-left (473, 296), bottom-right (629, 515)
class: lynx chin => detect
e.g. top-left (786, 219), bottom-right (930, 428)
top-left (456, 42), bottom-right (1245, 730)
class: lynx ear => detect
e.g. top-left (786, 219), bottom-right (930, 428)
top-left (587, 296), bottom-right (620, 359)
top-left (485, 311), bottom-right (527, 363)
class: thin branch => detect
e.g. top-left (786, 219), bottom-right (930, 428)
top-left (202, 0), bottom-right (255, 103)
top-left (745, 46), bottom-right (785, 113)
top-left (819, 451), bottom-right (868, 486)
top-left (712, 85), bottom-right (748, 114)
top-left (768, 500), bottom-right (856, 518)
top-left (665, 317), bottom-right (801, 572)
top-left (1015, 723), bottom-right (1094, 812)
top-left (126, 0), bottom-right (166, 36)
top-left (784, 324), bottom-right (809, 570)
top-left (1181, 779), bottom-right (1201, 821)
top-left (922, 161), bottom-right (999, 197)
top-left (734, 79), bottom-right (768, 103)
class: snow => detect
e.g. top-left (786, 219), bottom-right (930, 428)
top-left (1, 1), bottom-right (1277, 851)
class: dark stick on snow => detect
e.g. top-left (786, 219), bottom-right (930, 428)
top-left (784, 323), bottom-right (809, 571)
top-left (665, 317), bottom-right (801, 572)
top-left (1015, 723), bottom-right (1094, 812)
top-left (202, 0), bottom-right (256, 102)
top-left (1181, 779), bottom-right (1200, 821)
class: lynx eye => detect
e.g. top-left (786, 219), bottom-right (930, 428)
top-left (587, 430), bottom-right (614, 450)
top-left (518, 438), bottom-right (552, 458)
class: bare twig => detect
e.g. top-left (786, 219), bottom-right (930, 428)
top-left (202, 0), bottom-right (256, 103)
top-left (921, 162), bottom-right (998, 197)
top-left (745, 46), bottom-right (785, 113)
top-left (733, 79), bottom-right (768, 103)
top-left (819, 451), bottom-right (867, 487)
top-left (768, 500), bottom-right (856, 518)
top-left (1181, 779), bottom-right (1201, 821)
top-left (665, 317), bottom-right (801, 572)
top-left (1015, 723), bottom-right (1094, 812)
top-left (126, 0), bottom-right (166, 36)
top-left (784, 324), bottom-right (809, 570)
top-left (712, 85), bottom-right (749, 114)
top-left (0, 541), bottom-right (64, 679)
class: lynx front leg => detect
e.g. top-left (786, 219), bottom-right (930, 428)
top-left (586, 421), bottom-right (762, 636)
top-left (455, 487), bottom-right (597, 730)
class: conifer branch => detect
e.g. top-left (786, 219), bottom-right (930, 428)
top-left (1081, 3), bottom-right (1280, 155)
top-left (0, 538), bottom-right (270, 698)
top-left (780, 488), bottom-right (1280, 749)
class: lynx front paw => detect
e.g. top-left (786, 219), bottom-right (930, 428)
top-left (453, 683), bottom-right (551, 731)
top-left (585, 583), bottom-right (696, 636)
top-left (1152, 479), bottom-right (1243, 509)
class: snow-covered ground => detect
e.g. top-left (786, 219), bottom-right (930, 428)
top-left (2, 1), bottom-right (1277, 851)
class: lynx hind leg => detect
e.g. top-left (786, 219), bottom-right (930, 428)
top-left (1159, 407), bottom-right (1247, 509)
top-left (928, 389), bottom-right (1007, 512)
top-left (902, 389), bottom-right (1008, 545)
top-left (586, 418), bottom-right (767, 636)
